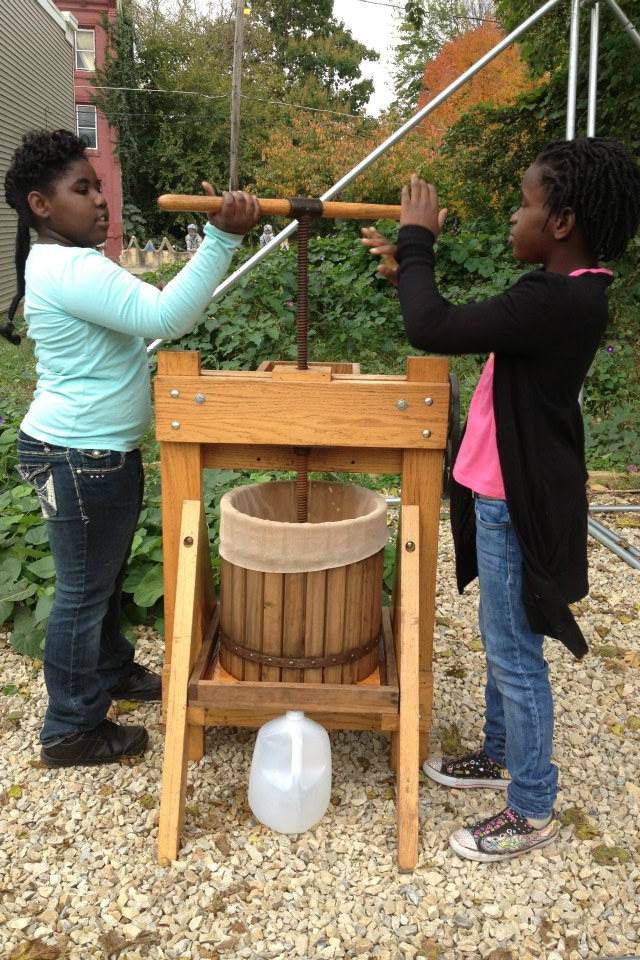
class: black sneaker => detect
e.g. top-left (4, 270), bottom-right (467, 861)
top-left (109, 662), bottom-right (162, 702)
top-left (423, 749), bottom-right (511, 789)
top-left (449, 805), bottom-right (560, 862)
top-left (41, 718), bottom-right (149, 768)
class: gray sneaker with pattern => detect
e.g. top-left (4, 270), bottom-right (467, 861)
top-left (449, 805), bottom-right (560, 861)
top-left (423, 749), bottom-right (511, 789)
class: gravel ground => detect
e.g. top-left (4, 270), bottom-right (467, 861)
top-left (0, 495), bottom-right (639, 960)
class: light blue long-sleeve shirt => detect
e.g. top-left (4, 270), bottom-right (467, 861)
top-left (21, 222), bottom-right (241, 451)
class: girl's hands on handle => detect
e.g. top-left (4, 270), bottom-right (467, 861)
top-left (361, 227), bottom-right (399, 286)
top-left (202, 180), bottom-right (260, 236)
top-left (400, 174), bottom-right (447, 238)
top-left (362, 175), bottom-right (446, 286)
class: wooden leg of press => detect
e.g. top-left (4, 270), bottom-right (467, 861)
top-left (186, 507), bottom-right (216, 766)
top-left (157, 620), bottom-right (191, 862)
top-left (157, 500), bottom-right (203, 862)
top-left (397, 505), bottom-right (420, 872)
top-left (403, 356), bottom-right (447, 773)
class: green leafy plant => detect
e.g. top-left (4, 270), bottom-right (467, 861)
top-left (0, 484), bottom-right (55, 657)
top-left (122, 202), bottom-right (148, 241)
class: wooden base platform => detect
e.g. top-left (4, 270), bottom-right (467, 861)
top-left (187, 608), bottom-right (399, 722)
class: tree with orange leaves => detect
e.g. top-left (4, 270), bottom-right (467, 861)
top-left (418, 22), bottom-right (537, 144)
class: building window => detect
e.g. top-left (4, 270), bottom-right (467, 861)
top-left (76, 104), bottom-right (98, 149)
top-left (75, 29), bottom-right (96, 71)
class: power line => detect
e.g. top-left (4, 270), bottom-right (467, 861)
top-left (79, 84), bottom-right (367, 119)
top-left (350, 0), bottom-right (498, 23)
top-left (349, 0), bottom-right (403, 8)
top-left (239, 94), bottom-right (364, 118)
top-left (79, 84), bottom-right (228, 100)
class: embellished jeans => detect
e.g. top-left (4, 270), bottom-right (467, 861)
top-left (475, 495), bottom-right (558, 819)
top-left (17, 431), bottom-right (143, 743)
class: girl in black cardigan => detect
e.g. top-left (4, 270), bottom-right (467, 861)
top-left (363, 138), bottom-right (640, 862)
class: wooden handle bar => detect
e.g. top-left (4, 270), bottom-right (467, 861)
top-left (157, 194), bottom-right (401, 221)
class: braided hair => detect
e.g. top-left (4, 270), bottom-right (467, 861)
top-left (535, 137), bottom-right (640, 261)
top-left (3, 129), bottom-right (87, 345)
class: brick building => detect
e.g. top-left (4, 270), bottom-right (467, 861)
top-left (55, 0), bottom-right (124, 260)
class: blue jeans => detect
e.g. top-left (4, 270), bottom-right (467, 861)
top-left (475, 496), bottom-right (558, 819)
top-left (17, 431), bottom-right (143, 743)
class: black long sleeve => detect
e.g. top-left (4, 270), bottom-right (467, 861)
top-left (397, 225), bottom-right (569, 357)
top-left (396, 224), bottom-right (614, 659)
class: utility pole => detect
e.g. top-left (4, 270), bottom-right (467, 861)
top-left (229, 0), bottom-right (248, 190)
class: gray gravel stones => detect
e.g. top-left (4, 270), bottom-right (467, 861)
top-left (0, 497), bottom-right (638, 959)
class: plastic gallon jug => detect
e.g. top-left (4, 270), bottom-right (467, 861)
top-left (248, 711), bottom-right (332, 834)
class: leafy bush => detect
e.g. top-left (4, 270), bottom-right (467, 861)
top-left (0, 474), bottom-right (55, 657)
top-left (584, 402), bottom-right (640, 472)
top-left (584, 338), bottom-right (640, 471)
top-left (175, 225), bottom-right (409, 374)
top-left (122, 202), bottom-right (148, 241)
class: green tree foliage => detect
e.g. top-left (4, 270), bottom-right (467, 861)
top-left (249, 0), bottom-right (377, 109)
top-left (436, 86), bottom-right (557, 223)
top-left (94, 1), bottom-right (235, 236)
top-left (93, 0), bottom-right (377, 235)
top-left (94, 0), bottom-right (139, 201)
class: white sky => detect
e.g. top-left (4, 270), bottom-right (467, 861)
top-left (332, 0), bottom-right (402, 115)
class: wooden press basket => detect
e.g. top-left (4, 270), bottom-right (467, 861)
top-left (218, 480), bottom-right (388, 683)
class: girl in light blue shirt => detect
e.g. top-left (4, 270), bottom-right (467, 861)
top-left (4, 129), bottom-right (259, 766)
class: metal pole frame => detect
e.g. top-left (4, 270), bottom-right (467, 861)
top-left (589, 505), bottom-right (640, 513)
top-left (587, 1), bottom-right (600, 136)
top-left (579, 0), bottom-right (640, 141)
top-left (146, 0), bottom-right (562, 353)
top-left (588, 518), bottom-right (640, 569)
top-left (566, 0), bottom-right (581, 137)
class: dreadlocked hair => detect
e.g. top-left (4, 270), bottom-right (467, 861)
top-left (2, 129), bottom-right (87, 344)
top-left (535, 137), bottom-right (640, 261)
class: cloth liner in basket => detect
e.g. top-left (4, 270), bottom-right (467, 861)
top-left (219, 480), bottom-right (388, 574)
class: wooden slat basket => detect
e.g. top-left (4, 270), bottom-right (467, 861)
top-left (218, 480), bottom-right (388, 684)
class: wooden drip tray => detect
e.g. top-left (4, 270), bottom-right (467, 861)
top-left (187, 608), bottom-right (399, 722)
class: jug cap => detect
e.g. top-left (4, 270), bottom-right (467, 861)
top-left (286, 711), bottom-right (305, 721)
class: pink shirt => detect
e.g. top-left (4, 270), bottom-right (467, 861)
top-left (453, 268), bottom-right (613, 499)
top-left (453, 354), bottom-right (506, 498)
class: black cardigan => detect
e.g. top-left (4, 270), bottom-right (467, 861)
top-left (397, 225), bottom-right (612, 659)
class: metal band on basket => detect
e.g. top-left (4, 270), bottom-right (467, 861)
top-left (219, 630), bottom-right (380, 670)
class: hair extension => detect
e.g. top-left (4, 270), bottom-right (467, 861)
top-left (535, 137), bottom-right (640, 261)
top-left (3, 129), bottom-right (87, 344)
